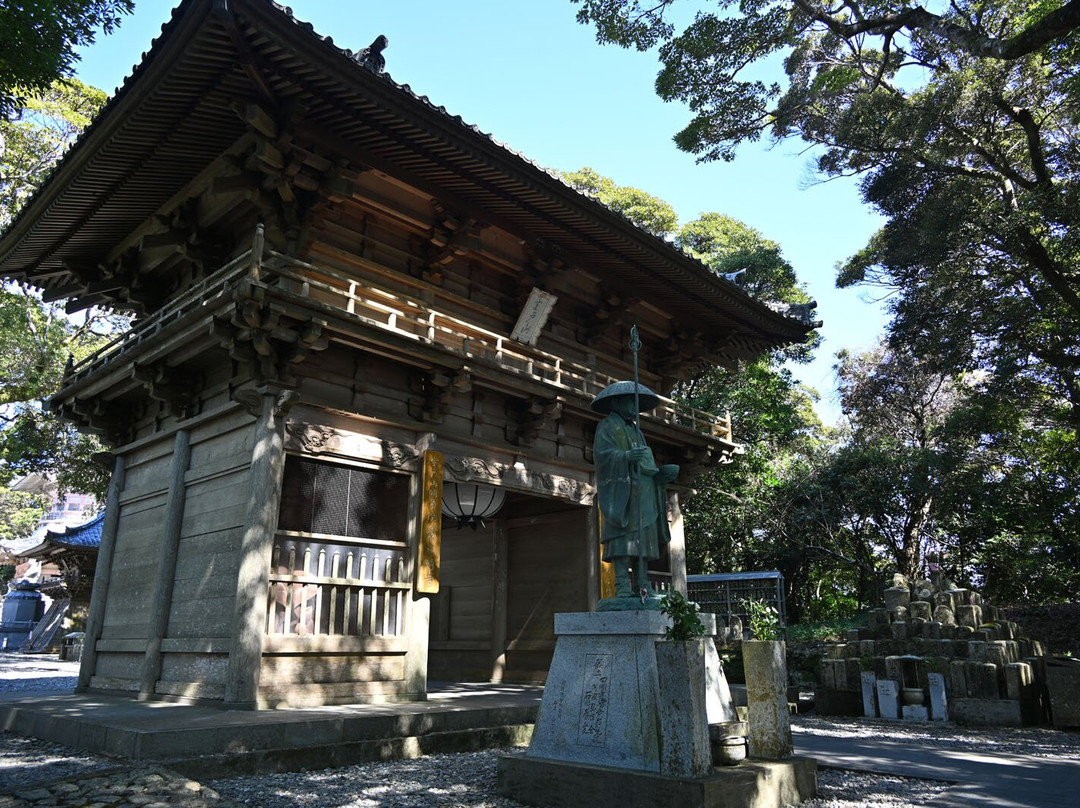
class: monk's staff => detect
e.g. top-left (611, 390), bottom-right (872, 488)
top-left (629, 325), bottom-right (646, 599)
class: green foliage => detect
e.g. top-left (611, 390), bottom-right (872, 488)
top-left (669, 207), bottom-right (831, 622)
top-left (0, 488), bottom-right (47, 544)
top-left (558, 166), bottom-right (679, 236)
top-left (0, 80), bottom-right (121, 501)
top-left (660, 589), bottom-right (706, 641)
top-left (572, 0), bottom-right (1080, 430)
top-left (0, 563), bottom-right (15, 584)
top-left (1, 78), bottom-right (107, 230)
top-left (745, 598), bottom-right (781, 640)
top-left (785, 616), bottom-right (867, 645)
top-left (0, 1), bottom-right (131, 118)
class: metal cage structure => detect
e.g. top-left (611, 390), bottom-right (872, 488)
top-left (687, 571), bottom-right (787, 634)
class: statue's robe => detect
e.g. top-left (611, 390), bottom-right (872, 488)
top-left (594, 411), bottom-right (671, 561)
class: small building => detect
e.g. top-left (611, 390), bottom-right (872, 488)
top-left (687, 571), bottom-right (788, 631)
top-left (0, 0), bottom-right (813, 708)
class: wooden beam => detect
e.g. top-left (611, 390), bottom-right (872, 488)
top-left (42, 283), bottom-right (88, 303)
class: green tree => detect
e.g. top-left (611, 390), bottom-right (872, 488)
top-left (0, 0), bottom-right (132, 119)
top-left (0, 488), bottom-right (48, 545)
top-left (0, 80), bottom-right (120, 500)
top-left (1, 78), bottom-right (106, 227)
top-left (832, 344), bottom-right (966, 579)
top-left (558, 166), bottom-right (679, 236)
top-left (930, 393), bottom-right (1080, 603)
top-left (669, 213), bottom-right (827, 619)
top-left (572, 0), bottom-right (1080, 421)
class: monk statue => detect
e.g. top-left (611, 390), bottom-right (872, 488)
top-left (591, 381), bottom-right (679, 610)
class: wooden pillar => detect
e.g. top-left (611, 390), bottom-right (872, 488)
top-left (224, 387), bottom-right (295, 708)
top-left (668, 490), bottom-right (687, 595)
top-left (585, 503), bottom-right (601, 607)
top-left (76, 455), bottom-right (126, 692)
top-left (403, 433), bottom-right (438, 699)
top-left (139, 429), bottom-right (191, 699)
top-left (490, 518), bottom-right (508, 682)
top-left (595, 505), bottom-right (616, 600)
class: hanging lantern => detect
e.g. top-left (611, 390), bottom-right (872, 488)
top-left (441, 483), bottom-right (506, 530)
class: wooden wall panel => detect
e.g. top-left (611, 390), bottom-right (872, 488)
top-left (505, 508), bottom-right (588, 653)
top-left (439, 527), bottom-right (494, 642)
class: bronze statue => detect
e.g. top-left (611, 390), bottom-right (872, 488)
top-left (592, 380), bottom-right (679, 609)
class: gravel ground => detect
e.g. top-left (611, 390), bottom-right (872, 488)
top-left (0, 655), bottom-right (78, 694)
top-left (2, 654), bottom-right (1078, 807)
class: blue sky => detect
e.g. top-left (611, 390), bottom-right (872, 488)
top-left (74, 0), bottom-right (890, 423)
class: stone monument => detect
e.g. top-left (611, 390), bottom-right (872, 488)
top-left (497, 346), bottom-right (817, 808)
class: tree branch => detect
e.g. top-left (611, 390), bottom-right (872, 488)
top-left (792, 0), bottom-right (1080, 60)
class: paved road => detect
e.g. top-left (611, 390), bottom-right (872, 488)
top-left (793, 725), bottom-right (1080, 808)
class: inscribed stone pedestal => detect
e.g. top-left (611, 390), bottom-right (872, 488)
top-left (529, 612), bottom-right (664, 771)
top-left (527, 610), bottom-right (730, 776)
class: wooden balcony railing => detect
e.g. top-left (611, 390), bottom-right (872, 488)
top-left (65, 234), bottom-right (734, 444)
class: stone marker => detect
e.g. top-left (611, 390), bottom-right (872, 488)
top-left (743, 640), bottom-right (793, 760)
top-left (909, 601), bottom-right (932, 621)
top-left (876, 679), bottom-right (900, 719)
top-left (860, 671), bottom-right (878, 717)
top-left (927, 672), bottom-right (948, 721)
top-left (883, 586), bottom-right (910, 613)
top-left (956, 604), bottom-right (982, 629)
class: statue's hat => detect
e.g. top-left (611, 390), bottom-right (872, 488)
top-left (590, 381), bottom-right (662, 414)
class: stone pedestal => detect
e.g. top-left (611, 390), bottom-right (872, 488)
top-left (498, 754), bottom-right (818, 808)
top-left (525, 610), bottom-right (729, 775)
top-left (501, 611), bottom-right (817, 808)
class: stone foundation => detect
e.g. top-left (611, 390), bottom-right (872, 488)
top-left (497, 753), bottom-right (818, 808)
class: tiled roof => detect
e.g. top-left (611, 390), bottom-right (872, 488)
top-left (0, 0), bottom-right (813, 352)
top-left (42, 510), bottom-right (105, 549)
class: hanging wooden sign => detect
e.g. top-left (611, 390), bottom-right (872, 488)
top-left (417, 450), bottom-right (444, 593)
